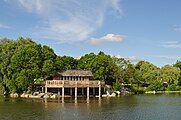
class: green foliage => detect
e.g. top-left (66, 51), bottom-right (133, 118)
top-left (43, 60), bottom-right (55, 79)
top-left (160, 65), bottom-right (180, 85)
top-left (61, 56), bottom-right (78, 70)
top-left (130, 85), bottom-right (145, 94)
top-left (173, 61), bottom-right (181, 69)
top-left (172, 61), bottom-right (181, 85)
top-left (166, 84), bottom-right (181, 91)
top-left (113, 82), bottom-right (122, 91)
top-left (147, 80), bottom-right (164, 91)
top-left (77, 52), bottom-right (122, 85)
top-left (0, 38), bottom-right (57, 93)
top-left (134, 61), bottom-right (159, 86)
top-left (1, 37), bottom-right (181, 94)
top-left (0, 83), bottom-right (4, 95)
top-left (34, 77), bottom-right (44, 84)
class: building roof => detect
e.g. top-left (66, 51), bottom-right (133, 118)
top-left (58, 70), bottom-right (93, 77)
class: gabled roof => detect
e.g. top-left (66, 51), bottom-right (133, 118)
top-left (58, 70), bottom-right (93, 77)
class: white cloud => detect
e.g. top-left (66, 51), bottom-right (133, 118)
top-left (5, 0), bottom-right (122, 42)
top-left (109, 0), bottom-right (122, 15)
top-left (18, 0), bottom-right (43, 13)
top-left (90, 34), bottom-right (124, 45)
top-left (154, 55), bottom-right (181, 60)
top-left (114, 55), bottom-right (140, 62)
top-left (0, 23), bottom-right (10, 29)
top-left (162, 44), bottom-right (181, 48)
top-left (161, 41), bottom-right (181, 48)
top-left (162, 41), bottom-right (179, 44)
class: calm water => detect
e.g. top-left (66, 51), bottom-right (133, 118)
top-left (0, 94), bottom-right (181, 120)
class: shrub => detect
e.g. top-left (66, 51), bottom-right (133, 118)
top-left (147, 80), bottom-right (164, 91)
top-left (166, 84), bottom-right (181, 91)
top-left (113, 81), bottom-right (122, 91)
top-left (131, 85), bottom-right (145, 94)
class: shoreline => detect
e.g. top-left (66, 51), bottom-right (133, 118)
top-left (2, 90), bottom-right (181, 99)
top-left (145, 91), bottom-right (181, 94)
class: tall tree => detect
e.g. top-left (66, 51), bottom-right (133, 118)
top-left (160, 65), bottom-right (181, 85)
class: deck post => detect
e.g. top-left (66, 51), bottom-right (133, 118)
top-left (41, 86), bottom-right (44, 93)
top-left (75, 81), bottom-right (78, 98)
top-left (70, 88), bottom-right (72, 96)
top-left (62, 87), bottom-right (64, 97)
top-left (82, 88), bottom-right (84, 96)
top-left (45, 86), bottom-right (47, 94)
top-left (99, 81), bottom-right (101, 98)
top-left (75, 87), bottom-right (77, 98)
top-left (93, 87), bottom-right (95, 96)
top-left (58, 88), bottom-right (60, 97)
top-left (87, 87), bottom-right (89, 98)
top-left (62, 81), bottom-right (65, 98)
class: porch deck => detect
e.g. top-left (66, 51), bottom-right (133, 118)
top-left (45, 80), bottom-right (105, 88)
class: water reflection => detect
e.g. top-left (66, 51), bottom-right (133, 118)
top-left (1, 94), bottom-right (181, 120)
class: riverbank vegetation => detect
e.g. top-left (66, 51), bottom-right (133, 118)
top-left (1, 38), bottom-right (181, 95)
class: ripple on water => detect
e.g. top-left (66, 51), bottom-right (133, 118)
top-left (0, 94), bottom-right (181, 120)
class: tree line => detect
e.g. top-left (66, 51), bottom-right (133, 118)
top-left (0, 38), bottom-right (181, 94)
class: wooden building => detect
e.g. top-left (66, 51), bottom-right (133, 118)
top-left (44, 70), bottom-right (105, 98)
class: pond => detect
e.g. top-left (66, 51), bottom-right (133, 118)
top-left (0, 94), bottom-right (181, 120)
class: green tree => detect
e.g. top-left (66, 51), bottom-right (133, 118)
top-left (147, 80), bottom-right (164, 91)
top-left (42, 45), bottom-right (56, 79)
top-left (160, 65), bottom-right (181, 85)
top-left (173, 61), bottom-right (181, 85)
top-left (42, 60), bottom-right (55, 79)
top-left (8, 39), bottom-right (42, 92)
top-left (134, 61), bottom-right (158, 86)
top-left (77, 52), bottom-right (122, 85)
top-left (61, 56), bottom-right (78, 70)
top-left (113, 81), bottom-right (122, 91)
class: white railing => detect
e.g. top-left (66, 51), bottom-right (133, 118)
top-left (45, 80), bottom-right (105, 88)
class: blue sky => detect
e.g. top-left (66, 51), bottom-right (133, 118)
top-left (0, 0), bottom-right (181, 66)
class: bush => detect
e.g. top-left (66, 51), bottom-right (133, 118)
top-left (147, 80), bottom-right (164, 91)
top-left (113, 82), bottom-right (122, 91)
top-left (0, 84), bottom-right (4, 95)
top-left (166, 84), bottom-right (181, 91)
top-left (131, 85), bottom-right (145, 94)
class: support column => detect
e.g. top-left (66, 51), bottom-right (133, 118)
top-left (75, 87), bottom-right (77, 98)
top-left (87, 87), bottom-right (90, 103)
top-left (58, 88), bottom-right (60, 97)
top-left (70, 88), bottom-right (72, 96)
top-left (75, 81), bottom-right (77, 100)
top-left (62, 80), bottom-right (65, 98)
top-left (87, 87), bottom-right (89, 98)
top-left (93, 87), bottom-right (95, 96)
top-left (42, 87), bottom-right (44, 93)
top-left (45, 81), bottom-right (47, 94)
top-left (62, 96), bottom-right (64, 103)
top-left (45, 86), bottom-right (47, 94)
top-left (62, 87), bottom-right (64, 98)
top-left (99, 81), bottom-right (101, 98)
top-left (82, 88), bottom-right (84, 96)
